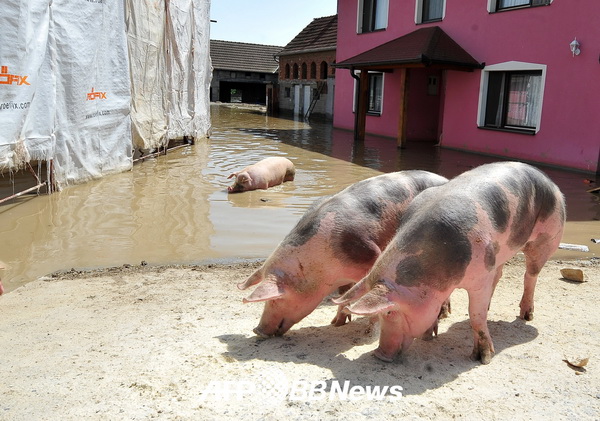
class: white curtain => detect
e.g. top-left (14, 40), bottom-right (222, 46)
top-left (506, 73), bottom-right (542, 128)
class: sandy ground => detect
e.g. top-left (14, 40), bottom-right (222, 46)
top-left (0, 257), bottom-right (599, 420)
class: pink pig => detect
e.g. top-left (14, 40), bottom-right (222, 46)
top-left (238, 170), bottom-right (449, 337)
top-left (335, 162), bottom-right (566, 365)
top-left (227, 157), bottom-right (296, 193)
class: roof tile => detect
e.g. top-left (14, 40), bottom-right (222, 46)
top-left (210, 40), bottom-right (281, 73)
top-left (278, 15), bottom-right (337, 56)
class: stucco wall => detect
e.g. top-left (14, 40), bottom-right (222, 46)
top-left (334, 0), bottom-right (600, 173)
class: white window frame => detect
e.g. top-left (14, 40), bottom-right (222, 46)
top-left (357, 0), bottom-right (389, 34)
top-left (487, 0), bottom-right (552, 13)
top-left (415, 0), bottom-right (446, 24)
top-left (352, 70), bottom-right (385, 116)
top-left (477, 61), bottom-right (547, 133)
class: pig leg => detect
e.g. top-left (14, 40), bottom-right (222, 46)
top-left (438, 297), bottom-right (452, 319)
top-left (331, 283), bottom-right (354, 326)
top-left (519, 233), bottom-right (561, 321)
top-left (467, 276), bottom-right (496, 364)
top-left (421, 297), bottom-right (453, 340)
top-left (488, 265), bottom-right (504, 310)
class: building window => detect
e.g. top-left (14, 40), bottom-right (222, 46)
top-left (358, 0), bottom-right (389, 33)
top-left (285, 87), bottom-right (291, 98)
top-left (293, 63), bottom-right (299, 79)
top-left (489, 0), bottom-right (550, 12)
top-left (416, 0), bottom-right (444, 23)
top-left (353, 71), bottom-right (384, 115)
top-left (319, 61), bottom-right (328, 79)
top-left (310, 62), bottom-right (317, 79)
top-left (368, 73), bottom-right (384, 114)
top-left (478, 62), bottom-right (546, 134)
top-left (285, 64), bottom-right (290, 79)
top-left (301, 63), bottom-right (307, 79)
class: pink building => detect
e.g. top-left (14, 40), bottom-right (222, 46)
top-left (333, 0), bottom-right (600, 174)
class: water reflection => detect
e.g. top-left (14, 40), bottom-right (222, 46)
top-left (0, 103), bottom-right (598, 293)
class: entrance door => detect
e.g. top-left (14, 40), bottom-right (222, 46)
top-left (294, 85), bottom-right (301, 116)
top-left (303, 85), bottom-right (311, 117)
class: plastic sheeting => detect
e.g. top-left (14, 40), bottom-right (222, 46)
top-left (0, 0), bottom-right (211, 189)
top-left (126, 0), bottom-right (212, 149)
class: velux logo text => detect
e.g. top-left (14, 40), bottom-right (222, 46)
top-left (0, 66), bottom-right (30, 86)
top-left (87, 87), bottom-right (107, 100)
top-left (199, 368), bottom-right (403, 402)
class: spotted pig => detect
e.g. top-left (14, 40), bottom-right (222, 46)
top-left (238, 170), bottom-right (449, 337)
top-left (335, 162), bottom-right (566, 364)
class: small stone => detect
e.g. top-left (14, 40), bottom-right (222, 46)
top-left (560, 268), bottom-right (585, 282)
top-left (563, 355), bottom-right (589, 368)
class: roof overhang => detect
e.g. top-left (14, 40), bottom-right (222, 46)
top-left (277, 46), bottom-right (336, 57)
top-left (335, 26), bottom-right (484, 72)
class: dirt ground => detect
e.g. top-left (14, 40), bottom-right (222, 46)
top-left (0, 257), bottom-right (598, 420)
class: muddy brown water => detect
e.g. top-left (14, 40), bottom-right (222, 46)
top-left (0, 103), bottom-right (598, 293)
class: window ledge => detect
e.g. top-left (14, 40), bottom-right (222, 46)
top-left (417, 18), bottom-right (443, 25)
top-left (491, 3), bottom-right (550, 13)
top-left (478, 126), bottom-right (536, 135)
top-left (357, 28), bottom-right (387, 35)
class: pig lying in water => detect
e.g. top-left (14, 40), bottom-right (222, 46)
top-left (335, 162), bottom-right (565, 364)
top-left (238, 170), bottom-right (449, 337)
top-left (228, 157), bottom-right (295, 193)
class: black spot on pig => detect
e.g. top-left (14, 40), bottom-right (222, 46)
top-left (502, 166), bottom-right (559, 248)
top-left (336, 229), bottom-right (380, 264)
top-left (282, 197), bottom-right (328, 247)
top-left (395, 197), bottom-right (477, 290)
top-left (484, 241), bottom-right (500, 270)
top-left (479, 183), bottom-right (510, 232)
top-left (407, 171), bottom-right (447, 200)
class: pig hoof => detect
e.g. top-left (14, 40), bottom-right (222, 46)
top-left (373, 348), bottom-right (395, 363)
top-left (520, 311), bottom-right (534, 321)
top-left (252, 327), bottom-right (272, 339)
top-left (470, 348), bottom-right (493, 365)
top-left (331, 314), bottom-right (351, 327)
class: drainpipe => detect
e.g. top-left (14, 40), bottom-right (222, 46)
top-left (350, 67), bottom-right (361, 141)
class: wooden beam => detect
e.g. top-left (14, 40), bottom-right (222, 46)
top-left (354, 70), bottom-right (369, 142)
top-left (397, 68), bottom-right (409, 148)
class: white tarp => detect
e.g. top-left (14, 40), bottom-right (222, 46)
top-left (126, 0), bottom-right (168, 150)
top-left (0, 1), bottom-right (54, 168)
top-left (51, 0), bottom-right (133, 187)
top-left (165, 0), bottom-right (212, 140)
top-left (126, 0), bottom-right (212, 149)
top-left (0, 0), bottom-right (211, 189)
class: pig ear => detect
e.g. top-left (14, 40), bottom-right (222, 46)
top-left (227, 173), bottom-right (236, 179)
top-left (346, 285), bottom-right (398, 316)
top-left (243, 277), bottom-right (286, 303)
top-left (332, 279), bottom-right (369, 305)
top-left (237, 270), bottom-right (263, 290)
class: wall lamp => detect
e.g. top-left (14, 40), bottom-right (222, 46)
top-left (570, 38), bottom-right (581, 56)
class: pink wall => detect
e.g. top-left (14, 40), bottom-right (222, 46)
top-left (334, 0), bottom-right (600, 173)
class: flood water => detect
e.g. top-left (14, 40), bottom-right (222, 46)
top-left (1, 103), bottom-right (599, 293)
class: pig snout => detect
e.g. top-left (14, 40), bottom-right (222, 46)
top-left (253, 300), bottom-right (298, 338)
top-left (227, 172), bottom-right (248, 193)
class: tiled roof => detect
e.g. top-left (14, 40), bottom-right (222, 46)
top-left (210, 40), bottom-right (281, 73)
top-left (277, 15), bottom-right (337, 56)
top-left (336, 26), bottom-right (482, 70)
